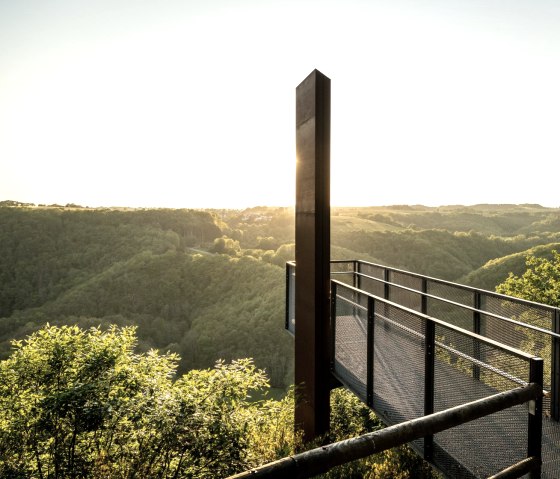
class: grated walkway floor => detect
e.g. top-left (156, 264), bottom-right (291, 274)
top-left (333, 313), bottom-right (560, 479)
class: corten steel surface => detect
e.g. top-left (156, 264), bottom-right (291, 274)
top-left (294, 70), bottom-right (331, 441)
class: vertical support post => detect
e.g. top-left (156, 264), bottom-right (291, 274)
top-left (383, 268), bottom-right (390, 301)
top-left (330, 281), bottom-right (337, 376)
top-left (473, 291), bottom-right (482, 381)
top-left (295, 69), bottom-right (331, 442)
top-left (383, 268), bottom-right (391, 320)
top-left (424, 316), bottom-right (435, 461)
top-left (528, 357), bottom-right (543, 479)
top-left (285, 263), bottom-right (291, 331)
top-left (552, 309), bottom-right (560, 421)
top-left (367, 296), bottom-right (375, 407)
top-left (421, 278), bottom-right (428, 315)
top-left (352, 261), bottom-right (359, 318)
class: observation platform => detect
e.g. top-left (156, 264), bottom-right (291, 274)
top-left (286, 260), bottom-right (560, 478)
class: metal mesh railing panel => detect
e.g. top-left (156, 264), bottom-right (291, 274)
top-left (427, 279), bottom-right (475, 308)
top-left (358, 274), bottom-right (385, 298)
top-left (481, 296), bottom-right (554, 392)
top-left (484, 294), bottom-right (553, 331)
top-left (477, 295), bottom-right (559, 475)
top-left (426, 295), bottom-right (474, 332)
top-left (373, 304), bottom-right (425, 425)
top-left (433, 403), bottom-right (528, 479)
top-left (330, 260), bottom-right (355, 274)
top-left (330, 261), bottom-right (356, 287)
top-left (542, 415), bottom-right (560, 478)
top-left (357, 263), bottom-right (386, 298)
top-left (426, 281), bottom-right (475, 331)
top-left (333, 287), bottom-right (368, 401)
top-left (481, 312), bottom-right (552, 390)
top-left (482, 295), bottom-right (552, 347)
top-left (433, 322), bottom-right (530, 478)
top-left (358, 262), bottom-right (386, 281)
top-left (287, 261), bottom-right (559, 478)
top-left (387, 270), bottom-right (423, 312)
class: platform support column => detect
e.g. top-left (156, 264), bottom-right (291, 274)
top-left (294, 69), bottom-right (331, 442)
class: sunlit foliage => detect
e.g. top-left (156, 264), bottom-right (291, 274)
top-left (496, 251), bottom-right (560, 307)
top-left (0, 325), bottom-right (437, 478)
top-left (0, 325), bottom-right (272, 478)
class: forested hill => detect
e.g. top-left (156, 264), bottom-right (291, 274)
top-left (1, 203), bottom-right (560, 389)
top-left (0, 207), bottom-right (221, 316)
top-left (0, 206), bottom-right (292, 386)
top-left (330, 204), bottom-right (560, 282)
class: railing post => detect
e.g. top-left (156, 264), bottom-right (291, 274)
top-left (294, 69), bottom-right (331, 442)
top-left (528, 357), bottom-right (543, 479)
top-left (421, 278), bottom-right (428, 315)
top-left (383, 268), bottom-right (391, 320)
top-left (330, 281), bottom-right (337, 373)
top-left (424, 316), bottom-right (435, 461)
top-left (383, 268), bottom-right (390, 301)
top-left (421, 278), bottom-right (435, 461)
top-left (367, 296), bottom-right (375, 408)
top-left (352, 261), bottom-right (359, 318)
top-left (553, 309), bottom-right (560, 421)
top-left (285, 263), bottom-right (291, 331)
top-left (473, 291), bottom-right (482, 380)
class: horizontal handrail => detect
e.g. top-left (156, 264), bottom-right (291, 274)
top-left (287, 261), bottom-right (549, 476)
top-left (488, 457), bottom-right (542, 479)
top-left (333, 280), bottom-right (538, 361)
top-left (335, 285), bottom-right (540, 390)
top-left (227, 383), bottom-right (543, 479)
top-left (332, 270), bottom-right (560, 340)
top-left (331, 259), bottom-right (560, 318)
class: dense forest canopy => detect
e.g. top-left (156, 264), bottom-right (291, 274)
top-left (0, 324), bottom-right (435, 478)
top-left (1, 202), bottom-right (560, 389)
top-left (2, 201), bottom-right (560, 478)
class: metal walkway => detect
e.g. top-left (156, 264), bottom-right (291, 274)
top-left (335, 312), bottom-right (559, 478)
top-left (286, 260), bottom-right (560, 478)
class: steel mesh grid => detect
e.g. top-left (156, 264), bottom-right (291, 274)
top-left (358, 262), bottom-right (386, 280)
top-left (482, 296), bottom-right (553, 377)
top-left (433, 323), bottom-right (530, 478)
top-left (542, 415), bottom-right (560, 478)
top-left (480, 297), bottom-right (554, 396)
top-left (387, 270), bottom-right (424, 312)
top-left (337, 282), bottom-right (369, 310)
top-left (330, 260), bottom-right (355, 274)
top-left (373, 304), bottom-right (425, 425)
top-left (427, 298), bottom-right (474, 331)
top-left (358, 274), bottom-right (385, 298)
top-left (426, 285), bottom-right (475, 332)
top-left (330, 262), bottom-right (356, 288)
top-left (433, 403), bottom-right (529, 479)
top-left (436, 325), bottom-right (530, 387)
top-left (331, 273), bottom-right (355, 287)
top-left (333, 288), bottom-right (368, 401)
top-left (483, 294), bottom-right (553, 331)
top-left (427, 279), bottom-right (475, 307)
top-left (291, 262), bottom-right (560, 477)
top-left (480, 311), bottom-right (527, 351)
top-left (481, 312), bottom-right (552, 392)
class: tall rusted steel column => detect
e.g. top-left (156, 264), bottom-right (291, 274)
top-left (295, 69), bottom-right (331, 441)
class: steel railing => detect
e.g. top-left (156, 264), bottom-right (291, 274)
top-left (285, 260), bottom-right (560, 478)
top-left (229, 383), bottom-right (543, 479)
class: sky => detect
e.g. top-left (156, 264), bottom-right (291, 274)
top-left (1, 0), bottom-right (559, 209)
